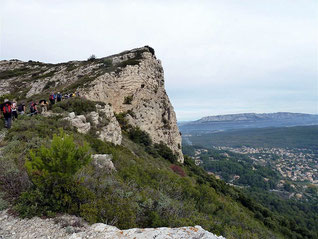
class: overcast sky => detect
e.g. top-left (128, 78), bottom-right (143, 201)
top-left (1, 0), bottom-right (317, 120)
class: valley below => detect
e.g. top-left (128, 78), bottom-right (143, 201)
top-left (181, 124), bottom-right (318, 238)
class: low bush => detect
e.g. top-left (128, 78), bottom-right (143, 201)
top-left (170, 165), bottom-right (186, 177)
top-left (64, 76), bottom-right (97, 92)
top-left (117, 59), bottom-right (140, 68)
top-left (128, 127), bottom-right (152, 147)
top-left (87, 54), bottom-right (96, 61)
top-left (123, 95), bottom-right (133, 104)
top-left (53, 98), bottom-right (96, 115)
top-left (0, 192), bottom-right (9, 210)
top-left (115, 112), bottom-right (130, 131)
top-left (43, 81), bottom-right (56, 90)
top-left (14, 129), bottom-right (92, 217)
top-left (0, 68), bottom-right (31, 80)
top-left (153, 143), bottom-right (177, 163)
top-left (6, 115), bottom-right (73, 141)
top-left (52, 106), bottom-right (64, 114)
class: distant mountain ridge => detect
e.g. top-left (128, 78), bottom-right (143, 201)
top-left (197, 112), bottom-right (318, 122)
top-left (179, 112), bottom-right (318, 134)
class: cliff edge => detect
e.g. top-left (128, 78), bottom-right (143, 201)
top-left (0, 46), bottom-right (183, 162)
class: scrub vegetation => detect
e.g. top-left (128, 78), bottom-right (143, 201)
top-left (0, 101), bottom-right (314, 239)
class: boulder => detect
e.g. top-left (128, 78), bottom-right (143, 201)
top-left (88, 111), bottom-right (99, 125)
top-left (91, 154), bottom-right (116, 172)
top-left (64, 113), bottom-right (91, 134)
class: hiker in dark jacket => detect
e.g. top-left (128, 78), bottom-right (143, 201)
top-left (29, 100), bottom-right (38, 116)
top-left (49, 92), bottom-right (56, 105)
top-left (17, 102), bottom-right (26, 115)
top-left (1, 99), bottom-right (12, 129)
top-left (56, 92), bottom-right (62, 102)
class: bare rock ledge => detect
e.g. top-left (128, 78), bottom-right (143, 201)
top-left (0, 210), bottom-right (225, 239)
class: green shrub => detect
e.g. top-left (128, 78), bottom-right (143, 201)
top-left (43, 81), bottom-right (55, 90)
top-left (0, 68), bottom-right (31, 79)
top-left (115, 112), bottom-right (131, 131)
top-left (153, 142), bottom-right (177, 163)
top-left (102, 58), bottom-right (113, 67)
top-left (6, 115), bottom-right (73, 141)
top-left (0, 162), bottom-right (30, 200)
top-left (15, 129), bottom-right (92, 217)
top-left (127, 109), bottom-right (136, 118)
top-left (53, 98), bottom-right (96, 115)
top-left (84, 135), bottom-right (113, 154)
top-left (162, 117), bottom-right (171, 129)
top-left (117, 59), bottom-right (140, 68)
top-left (0, 192), bottom-right (9, 210)
top-left (123, 95), bottom-right (133, 104)
top-left (52, 106), bottom-right (64, 114)
top-left (64, 75), bottom-right (97, 92)
top-left (87, 54), bottom-right (96, 61)
top-left (128, 127), bottom-right (152, 147)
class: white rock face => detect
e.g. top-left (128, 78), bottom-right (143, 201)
top-left (26, 79), bottom-right (47, 98)
top-left (96, 104), bottom-right (122, 145)
top-left (83, 47), bottom-right (183, 162)
top-left (0, 210), bottom-right (226, 239)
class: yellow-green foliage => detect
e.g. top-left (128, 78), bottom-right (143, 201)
top-left (26, 129), bottom-right (91, 180)
top-left (15, 129), bottom-right (92, 217)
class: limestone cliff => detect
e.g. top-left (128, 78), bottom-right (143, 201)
top-left (0, 46), bottom-right (183, 162)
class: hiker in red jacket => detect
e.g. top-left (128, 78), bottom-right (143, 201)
top-left (1, 99), bottom-right (12, 129)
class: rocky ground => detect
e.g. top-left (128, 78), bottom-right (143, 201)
top-left (0, 210), bottom-right (225, 239)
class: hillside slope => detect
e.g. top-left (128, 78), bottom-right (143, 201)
top-left (0, 46), bottom-right (183, 162)
top-left (1, 99), bottom-right (314, 238)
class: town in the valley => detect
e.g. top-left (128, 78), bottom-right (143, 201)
top-left (191, 146), bottom-right (318, 195)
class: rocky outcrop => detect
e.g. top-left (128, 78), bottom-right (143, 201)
top-left (0, 210), bottom-right (225, 239)
top-left (64, 112), bottom-right (91, 134)
top-left (0, 46), bottom-right (183, 162)
top-left (94, 104), bottom-right (122, 146)
top-left (91, 154), bottom-right (116, 172)
top-left (64, 104), bottom-right (122, 145)
top-left (82, 47), bottom-right (183, 162)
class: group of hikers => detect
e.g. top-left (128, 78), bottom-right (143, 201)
top-left (0, 91), bottom-right (80, 129)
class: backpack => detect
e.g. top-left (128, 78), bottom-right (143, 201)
top-left (30, 103), bottom-right (36, 113)
top-left (49, 94), bottom-right (54, 100)
top-left (3, 104), bottom-right (11, 114)
top-left (57, 94), bottom-right (62, 100)
top-left (18, 104), bottom-right (24, 112)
